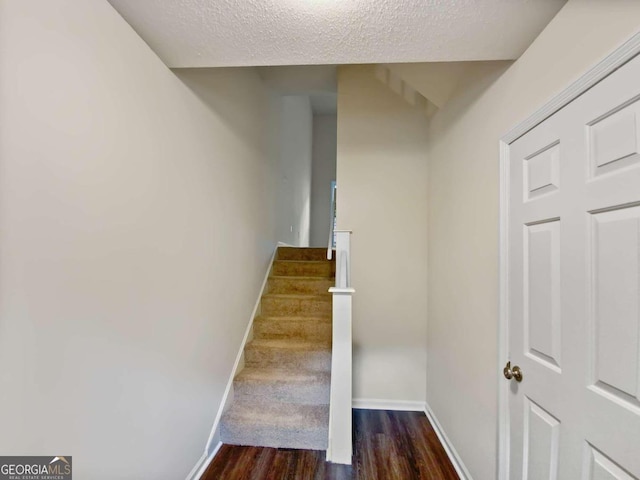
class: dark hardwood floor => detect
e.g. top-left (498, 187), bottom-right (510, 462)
top-left (202, 409), bottom-right (459, 479)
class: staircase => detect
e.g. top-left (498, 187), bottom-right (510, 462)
top-left (220, 247), bottom-right (335, 450)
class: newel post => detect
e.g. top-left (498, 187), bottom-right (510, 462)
top-left (326, 230), bottom-right (354, 465)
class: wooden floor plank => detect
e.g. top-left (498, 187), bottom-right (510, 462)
top-left (201, 409), bottom-right (459, 480)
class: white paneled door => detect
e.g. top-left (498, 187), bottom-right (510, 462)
top-left (507, 52), bottom-right (640, 479)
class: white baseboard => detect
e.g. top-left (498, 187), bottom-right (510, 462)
top-left (186, 442), bottom-right (222, 480)
top-left (352, 398), bottom-right (427, 411)
top-left (193, 244), bottom-right (280, 478)
top-left (424, 403), bottom-right (473, 480)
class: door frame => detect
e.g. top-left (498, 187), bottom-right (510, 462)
top-left (497, 30), bottom-right (640, 480)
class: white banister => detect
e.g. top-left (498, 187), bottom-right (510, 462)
top-left (327, 182), bottom-right (337, 260)
top-left (326, 230), bottom-right (354, 465)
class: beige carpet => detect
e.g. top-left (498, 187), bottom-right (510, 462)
top-left (220, 247), bottom-right (334, 450)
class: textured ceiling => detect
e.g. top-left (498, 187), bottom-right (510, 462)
top-left (106, 0), bottom-right (567, 68)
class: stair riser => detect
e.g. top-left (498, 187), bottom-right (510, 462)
top-left (220, 425), bottom-right (328, 451)
top-left (277, 247), bottom-right (329, 262)
top-left (254, 319), bottom-right (331, 341)
top-left (268, 277), bottom-right (334, 295)
top-left (261, 297), bottom-right (331, 317)
top-left (245, 348), bottom-right (331, 372)
top-left (272, 261), bottom-right (334, 277)
top-left (233, 382), bottom-right (330, 405)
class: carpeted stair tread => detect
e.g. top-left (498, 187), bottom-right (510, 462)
top-left (270, 275), bottom-right (334, 280)
top-left (246, 338), bottom-right (331, 351)
top-left (253, 315), bottom-right (331, 341)
top-left (233, 366), bottom-right (330, 405)
top-left (244, 339), bottom-right (331, 371)
top-left (236, 366), bottom-right (330, 384)
top-left (254, 315), bottom-right (332, 323)
top-left (277, 247), bottom-right (332, 261)
top-left (261, 294), bottom-right (332, 318)
top-left (272, 260), bottom-right (334, 277)
top-left (220, 402), bottom-right (329, 450)
top-left (268, 276), bottom-right (334, 295)
top-left (262, 293), bottom-right (331, 300)
top-left (273, 259), bottom-right (332, 264)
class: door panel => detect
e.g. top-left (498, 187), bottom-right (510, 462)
top-left (523, 397), bottom-right (560, 480)
top-left (525, 141), bottom-right (561, 199)
top-left (587, 97), bottom-right (640, 178)
top-left (590, 205), bottom-right (640, 407)
top-left (524, 219), bottom-right (562, 371)
top-left (583, 445), bottom-right (636, 480)
top-left (508, 52), bottom-right (640, 479)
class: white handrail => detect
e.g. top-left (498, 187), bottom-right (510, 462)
top-left (326, 230), bottom-right (354, 465)
top-left (327, 183), bottom-right (337, 260)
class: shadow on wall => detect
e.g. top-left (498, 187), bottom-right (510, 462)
top-left (173, 67), bottom-right (273, 153)
top-left (431, 61), bottom-right (512, 130)
top-left (310, 114), bottom-right (337, 247)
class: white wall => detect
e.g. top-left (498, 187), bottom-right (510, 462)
top-left (337, 65), bottom-right (428, 403)
top-left (310, 114), bottom-right (337, 247)
top-left (277, 96), bottom-right (313, 246)
top-left (0, 1), bottom-right (283, 478)
top-left (426, 1), bottom-right (640, 478)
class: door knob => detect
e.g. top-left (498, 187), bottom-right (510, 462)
top-left (503, 361), bottom-right (523, 382)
